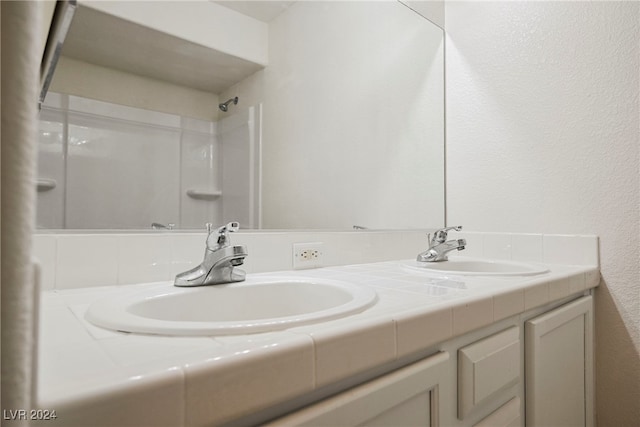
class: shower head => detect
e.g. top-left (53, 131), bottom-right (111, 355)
top-left (219, 97), bottom-right (238, 112)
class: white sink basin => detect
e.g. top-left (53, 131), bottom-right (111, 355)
top-left (85, 276), bottom-right (377, 336)
top-left (403, 257), bottom-right (549, 277)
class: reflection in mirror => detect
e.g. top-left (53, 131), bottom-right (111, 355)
top-left (36, 0), bottom-right (444, 231)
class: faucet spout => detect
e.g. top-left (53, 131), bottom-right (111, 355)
top-left (417, 226), bottom-right (466, 263)
top-left (174, 222), bottom-right (247, 287)
top-left (417, 239), bottom-right (466, 263)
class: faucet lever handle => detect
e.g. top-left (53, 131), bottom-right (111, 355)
top-left (432, 225), bottom-right (463, 244)
top-left (219, 221), bottom-right (240, 234)
top-left (206, 221), bottom-right (240, 249)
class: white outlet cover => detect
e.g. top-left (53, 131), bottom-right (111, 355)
top-left (293, 242), bottom-right (324, 269)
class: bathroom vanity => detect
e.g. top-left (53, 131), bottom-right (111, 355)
top-left (34, 231), bottom-right (598, 427)
top-left (266, 294), bottom-right (593, 427)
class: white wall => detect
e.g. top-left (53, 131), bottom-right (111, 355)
top-left (50, 57), bottom-right (219, 121)
top-left (445, 2), bottom-right (639, 425)
top-left (221, 1), bottom-right (445, 229)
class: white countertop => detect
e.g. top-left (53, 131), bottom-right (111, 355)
top-left (36, 258), bottom-right (599, 427)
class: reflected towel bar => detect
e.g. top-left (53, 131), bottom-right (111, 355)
top-left (186, 189), bottom-right (222, 201)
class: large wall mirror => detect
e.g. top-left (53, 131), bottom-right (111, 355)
top-left (37, 0), bottom-right (444, 231)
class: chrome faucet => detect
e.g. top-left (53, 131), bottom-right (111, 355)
top-left (417, 226), bottom-right (466, 263)
top-left (151, 222), bottom-right (175, 230)
top-left (174, 222), bottom-right (248, 287)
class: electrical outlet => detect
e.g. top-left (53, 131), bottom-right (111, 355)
top-left (293, 242), bottom-right (324, 269)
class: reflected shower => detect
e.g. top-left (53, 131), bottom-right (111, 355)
top-left (219, 97), bottom-right (238, 112)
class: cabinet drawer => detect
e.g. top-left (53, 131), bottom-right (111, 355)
top-left (473, 397), bottom-right (521, 427)
top-left (458, 327), bottom-right (520, 418)
top-left (265, 352), bottom-right (450, 427)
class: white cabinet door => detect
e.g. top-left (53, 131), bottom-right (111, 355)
top-left (474, 397), bottom-right (521, 427)
top-left (264, 352), bottom-right (450, 427)
top-left (458, 326), bottom-right (520, 419)
top-left (525, 296), bottom-right (593, 427)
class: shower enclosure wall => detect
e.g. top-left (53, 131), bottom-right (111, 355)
top-left (36, 93), bottom-right (261, 230)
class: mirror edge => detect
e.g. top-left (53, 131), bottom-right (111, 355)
top-left (39, 0), bottom-right (77, 108)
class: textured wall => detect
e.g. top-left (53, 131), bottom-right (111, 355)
top-left (445, 2), bottom-right (639, 425)
top-left (1, 1), bottom-right (40, 422)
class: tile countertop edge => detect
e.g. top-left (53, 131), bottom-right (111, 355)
top-left (35, 261), bottom-right (600, 427)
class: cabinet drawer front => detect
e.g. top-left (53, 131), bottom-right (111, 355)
top-left (473, 397), bottom-right (521, 427)
top-left (264, 352), bottom-right (450, 427)
top-left (458, 327), bottom-right (520, 418)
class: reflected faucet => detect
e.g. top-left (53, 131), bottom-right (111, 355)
top-left (174, 222), bottom-right (248, 287)
top-left (151, 222), bottom-right (175, 230)
top-left (417, 226), bottom-right (466, 263)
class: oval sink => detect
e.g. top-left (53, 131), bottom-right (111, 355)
top-left (85, 276), bottom-right (377, 336)
top-left (403, 257), bottom-right (549, 277)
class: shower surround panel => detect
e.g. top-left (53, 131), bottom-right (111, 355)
top-left (36, 93), bottom-right (259, 230)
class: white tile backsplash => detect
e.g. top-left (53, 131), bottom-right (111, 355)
top-left (482, 233), bottom-right (512, 260)
top-left (511, 233), bottom-right (543, 262)
top-left (35, 230), bottom-right (599, 289)
top-left (56, 235), bottom-right (119, 289)
top-left (117, 234), bottom-right (173, 284)
top-left (543, 234), bottom-right (600, 266)
top-left (451, 232), bottom-right (598, 267)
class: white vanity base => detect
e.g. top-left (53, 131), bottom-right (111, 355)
top-left (35, 257), bottom-right (598, 427)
